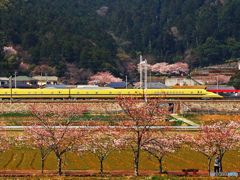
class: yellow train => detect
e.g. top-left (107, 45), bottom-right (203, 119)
top-left (0, 88), bottom-right (223, 99)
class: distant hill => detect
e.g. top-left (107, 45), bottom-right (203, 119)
top-left (0, 0), bottom-right (240, 82)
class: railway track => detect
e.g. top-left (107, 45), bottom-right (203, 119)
top-left (0, 98), bottom-right (240, 103)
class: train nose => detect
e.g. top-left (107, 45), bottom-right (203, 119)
top-left (203, 93), bottom-right (223, 99)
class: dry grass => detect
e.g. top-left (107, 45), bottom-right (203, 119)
top-left (184, 114), bottom-right (240, 125)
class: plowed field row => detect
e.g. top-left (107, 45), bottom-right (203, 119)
top-left (0, 149), bottom-right (239, 172)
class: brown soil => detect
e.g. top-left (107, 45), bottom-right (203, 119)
top-left (0, 170), bottom-right (224, 177)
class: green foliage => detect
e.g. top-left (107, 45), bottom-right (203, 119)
top-left (227, 70), bottom-right (240, 89)
top-left (1, 0), bottom-right (240, 76)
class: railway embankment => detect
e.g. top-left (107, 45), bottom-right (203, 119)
top-left (180, 101), bottom-right (240, 114)
top-left (0, 100), bottom-right (239, 114)
top-left (0, 102), bottom-right (122, 113)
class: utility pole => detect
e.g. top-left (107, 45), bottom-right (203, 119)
top-left (41, 70), bottom-right (43, 88)
top-left (140, 56), bottom-right (148, 102)
top-left (140, 55), bottom-right (143, 89)
top-left (9, 76), bottom-right (12, 104)
top-left (14, 72), bottom-right (17, 88)
top-left (126, 75), bottom-right (127, 89)
top-left (144, 59), bottom-right (147, 103)
top-left (45, 73), bottom-right (48, 86)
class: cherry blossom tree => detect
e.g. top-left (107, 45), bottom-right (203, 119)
top-left (142, 133), bottom-right (181, 173)
top-left (78, 126), bottom-right (124, 173)
top-left (0, 125), bottom-right (11, 152)
top-left (137, 63), bottom-right (152, 73)
top-left (23, 131), bottom-right (52, 173)
top-left (26, 104), bottom-right (89, 175)
top-left (210, 121), bottom-right (240, 172)
top-left (108, 96), bottom-right (170, 176)
top-left (88, 71), bottom-right (123, 87)
top-left (183, 120), bottom-right (240, 175)
top-left (151, 62), bottom-right (169, 75)
top-left (183, 133), bottom-right (217, 175)
top-left (197, 74), bottom-right (231, 85)
top-left (151, 62), bottom-right (189, 75)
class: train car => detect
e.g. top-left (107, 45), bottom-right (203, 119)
top-left (206, 89), bottom-right (240, 97)
top-left (145, 89), bottom-right (222, 99)
top-left (70, 89), bottom-right (144, 99)
top-left (70, 88), bottom-right (222, 99)
top-left (0, 88), bottom-right (222, 99)
top-left (0, 88), bottom-right (70, 99)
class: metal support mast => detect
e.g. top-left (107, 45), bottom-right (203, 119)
top-left (140, 55), bottom-right (143, 89)
top-left (139, 55), bottom-right (148, 102)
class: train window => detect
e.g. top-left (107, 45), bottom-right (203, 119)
top-left (198, 91), bottom-right (199, 93)
top-left (155, 92), bottom-right (157, 94)
top-left (35, 92), bottom-right (37, 94)
top-left (77, 92), bottom-right (80, 94)
top-left (15, 92), bottom-right (17, 94)
top-left (176, 92), bottom-right (178, 94)
top-left (51, 92), bottom-right (54, 94)
top-left (5, 92), bottom-right (7, 94)
top-left (110, 92), bottom-right (112, 94)
top-left (135, 91), bottom-right (137, 93)
top-left (128, 92), bottom-right (130, 94)
top-left (41, 92), bottom-right (43, 94)
top-left (173, 92), bottom-right (175, 94)
top-left (96, 92), bottom-right (98, 94)
top-left (170, 92), bottom-right (172, 94)
top-left (191, 92), bottom-right (193, 94)
top-left (28, 92), bottom-right (31, 94)
top-left (87, 92), bottom-right (89, 94)
top-left (182, 92), bottom-right (184, 94)
top-left (119, 92), bottom-right (121, 94)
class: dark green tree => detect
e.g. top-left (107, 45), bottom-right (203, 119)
top-left (227, 70), bottom-right (240, 89)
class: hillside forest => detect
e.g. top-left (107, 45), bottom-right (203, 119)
top-left (0, 0), bottom-right (240, 84)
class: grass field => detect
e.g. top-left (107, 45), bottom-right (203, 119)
top-left (0, 112), bottom-right (239, 177)
top-left (0, 149), bottom-right (239, 172)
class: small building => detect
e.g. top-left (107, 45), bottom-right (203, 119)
top-left (0, 77), bottom-right (9, 87)
top-left (2, 82), bottom-right (33, 88)
top-left (32, 76), bottom-right (59, 86)
top-left (13, 76), bottom-right (38, 87)
top-left (107, 82), bottom-right (133, 89)
top-left (165, 78), bottom-right (203, 86)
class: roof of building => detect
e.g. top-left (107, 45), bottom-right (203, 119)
top-left (13, 76), bottom-right (38, 81)
top-left (0, 77), bottom-right (9, 81)
top-left (44, 84), bottom-right (66, 89)
top-left (107, 82), bottom-right (129, 88)
top-left (142, 82), bottom-right (171, 89)
top-left (2, 82), bottom-right (33, 88)
top-left (206, 86), bottom-right (235, 90)
top-left (77, 85), bottom-right (113, 89)
top-left (32, 76), bottom-right (58, 81)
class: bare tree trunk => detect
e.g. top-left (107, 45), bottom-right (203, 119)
top-left (134, 156), bottom-right (139, 176)
top-left (100, 160), bottom-right (103, 173)
top-left (208, 158), bottom-right (212, 176)
top-left (159, 158), bottom-right (163, 173)
top-left (41, 159), bottom-right (45, 173)
top-left (133, 148), bottom-right (140, 176)
top-left (57, 155), bottom-right (62, 175)
top-left (219, 158), bottom-right (223, 172)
